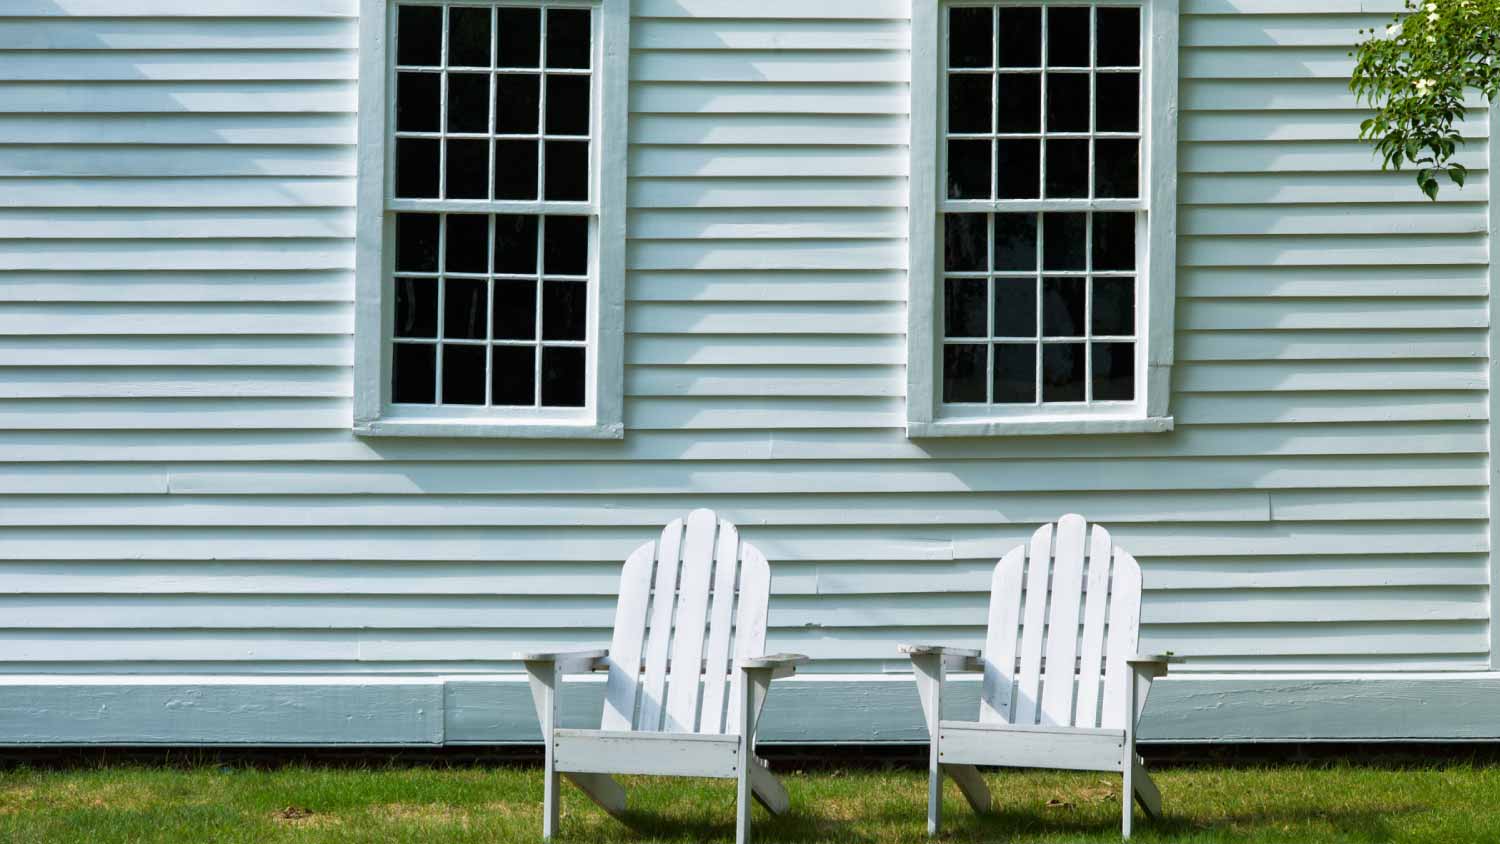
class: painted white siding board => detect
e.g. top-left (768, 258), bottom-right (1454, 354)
top-left (0, 0), bottom-right (1492, 743)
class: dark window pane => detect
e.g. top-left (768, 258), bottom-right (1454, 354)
top-left (544, 215), bottom-right (589, 276)
top-left (449, 6), bottom-right (493, 66)
top-left (1096, 8), bottom-right (1141, 67)
top-left (1092, 277), bottom-right (1135, 336)
top-left (1042, 212), bottom-right (1087, 270)
top-left (998, 7), bottom-right (1042, 68)
top-left (997, 73), bottom-right (1041, 133)
top-left (543, 281), bottom-right (587, 341)
top-left (443, 278), bottom-right (488, 340)
top-left (1047, 7), bottom-right (1090, 67)
top-left (445, 214), bottom-right (489, 274)
top-left (994, 212), bottom-right (1038, 271)
top-left (994, 279), bottom-right (1036, 338)
top-left (943, 344), bottom-right (987, 403)
top-left (494, 280), bottom-right (538, 340)
top-left (1095, 139), bottom-right (1139, 198)
top-left (546, 74), bottom-right (591, 136)
top-left (944, 278), bottom-right (988, 338)
top-left (397, 72), bottom-right (440, 132)
top-left (1042, 342), bottom-right (1085, 402)
top-left (944, 213), bottom-right (988, 272)
top-left (996, 139), bottom-right (1040, 199)
top-left (496, 74), bottom-right (541, 133)
top-left (1092, 342), bottom-right (1135, 401)
top-left (445, 139), bottom-right (490, 199)
top-left (495, 214), bottom-right (539, 274)
top-left (1044, 138), bottom-right (1088, 198)
top-left (442, 344), bottom-right (487, 405)
top-left (547, 9), bottom-right (591, 69)
top-left (948, 74), bottom-right (992, 134)
top-left (497, 7), bottom-right (541, 68)
top-left (395, 138), bottom-right (440, 198)
top-left (391, 343), bottom-right (436, 404)
top-left (1042, 277), bottom-right (1085, 337)
top-left (542, 346), bottom-right (587, 407)
top-left (1046, 73), bottom-right (1089, 132)
top-left (947, 140), bottom-right (991, 200)
top-left (948, 7), bottom-right (993, 68)
top-left (544, 141), bottom-right (589, 201)
top-left (447, 72), bottom-right (491, 133)
top-left (493, 345), bottom-right (537, 405)
top-left (394, 278), bottom-right (437, 338)
top-left (1096, 73), bottom-right (1139, 132)
top-left (397, 5), bottom-right (442, 66)
top-left (1093, 212), bottom-right (1136, 271)
top-left (495, 139), bottom-right (539, 199)
top-left (994, 343), bottom-right (1035, 403)
top-left (395, 213), bottom-right (439, 272)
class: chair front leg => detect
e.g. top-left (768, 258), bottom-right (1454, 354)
top-left (909, 653), bottom-right (945, 837)
top-left (524, 660), bottom-right (561, 840)
top-left (736, 668), bottom-right (773, 844)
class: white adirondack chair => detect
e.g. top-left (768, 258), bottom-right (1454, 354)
top-left (901, 514), bottom-right (1180, 838)
top-left (517, 508), bottom-right (807, 844)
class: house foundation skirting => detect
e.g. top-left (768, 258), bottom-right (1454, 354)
top-left (1, 673), bottom-right (1497, 746)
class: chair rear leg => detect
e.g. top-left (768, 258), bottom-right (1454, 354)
top-left (1120, 760), bottom-right (1133, 838)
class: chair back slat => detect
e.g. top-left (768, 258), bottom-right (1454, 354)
top-left (979, 515), bottom-right (1143, 729)
top-left (698, 520), bottom-right (741, 734)
top-left (1011, 523), bottom-right (1053, 725)
top-left (1073, 524), bottom-right (1114, 728)
top-left (601, 541), bottom-right (657, 731)
top-left (636, 518), bottom-right (686, 731)
top-left (663, 510), bottom-right (718, 732)
top-left (1100, 547), bottom-right (1143, 730)
top-left (724, 542), bottom-right (770, 734)
top-left (1039, 514), bottom-right (1087, 726)
top-left (979, 544), bottom-right (1026, 723)
top-left (599, 510), bottom-right (771, 735)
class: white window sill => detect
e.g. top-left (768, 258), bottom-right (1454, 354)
top-left (354, 417), bottom-right (624, 440)
top-left (908, 416), bottom-right (1174, 438)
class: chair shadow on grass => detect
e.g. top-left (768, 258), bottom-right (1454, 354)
top-left (606, 805), bottom-right (879, 844)
top-left (936, 802), bottom-right (1414, 843)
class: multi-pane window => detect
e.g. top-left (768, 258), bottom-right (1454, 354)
top-left (940, 2), bottom-right (1143, 410)
top-left (388, 2), bottom-right (596, 411)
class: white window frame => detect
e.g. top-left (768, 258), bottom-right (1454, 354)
top-left (907, 0), bottom-right (1177, 437)
top-left (354, 0), bottom-right (627, 439)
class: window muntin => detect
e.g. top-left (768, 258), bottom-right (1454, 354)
top-left (387, 1), bottom-right (598, 416)
top-left (939, 1), bottom-right (1144, 415)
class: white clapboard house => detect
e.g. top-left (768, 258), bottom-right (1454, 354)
top-left (1, 0), bottom-right (1497, 746)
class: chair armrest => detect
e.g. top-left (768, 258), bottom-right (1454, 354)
top-left (1126, 653), bottom-right (1183, 678)
top-left (515, 648), bottom-right (608, 674)
top-left (898, 644), bottom-right (981, 657)
top-left (900, 643), bottom-right (983, 672)
top-left (740, 653), bottom-right (808, 680)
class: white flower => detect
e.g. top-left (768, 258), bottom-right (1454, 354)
top-left (1426, 2), bottom-right (1437, 10)
top-left (1428, 11), bottom-right (1440, 20)
top-left (1413, 77), bottom-right (1438, 95)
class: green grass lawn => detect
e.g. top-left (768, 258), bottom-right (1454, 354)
top-left (1, 762), bottom-right (1498, 843)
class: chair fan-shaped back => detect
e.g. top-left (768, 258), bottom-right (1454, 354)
top-left (600, 509), bottom-right (770, 735)
top-left (979, 514), bottom-right (1143, 730)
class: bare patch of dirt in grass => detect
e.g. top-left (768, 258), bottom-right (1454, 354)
top-left (272, 806), bottom-right (344, 829)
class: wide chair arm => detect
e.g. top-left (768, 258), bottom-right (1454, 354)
top-left (515, 648), bottom-right (609, 674)
top-left (741, 652), bottom-right (809, 680)
top-left (899, 643), bottom-right (982, 672)
top-left (1126, 653), bottom-right (1185, 679)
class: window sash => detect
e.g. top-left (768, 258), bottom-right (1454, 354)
top-left (936, 0), bottom-right (1146, 416)
top-left (376, 0), bottom-right (603, 420)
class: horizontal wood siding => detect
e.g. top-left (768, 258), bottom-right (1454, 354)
top-left (0, 0), bottom-right (1489, 741)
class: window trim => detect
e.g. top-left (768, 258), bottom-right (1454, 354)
top-left (907, 0), bottom-right (1177, 438)
top-left (354, 0), bottom-right (627, 439)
